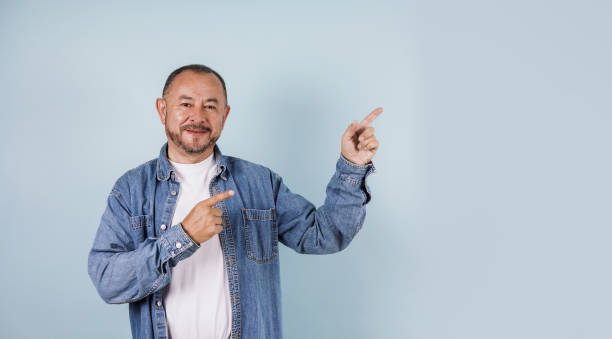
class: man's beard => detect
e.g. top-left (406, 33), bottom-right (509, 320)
top-left (166, 123), bottom-right (218, 154)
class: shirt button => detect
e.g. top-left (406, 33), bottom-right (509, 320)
top-left (156, 301), bottom-right (162, 307)
top-left (175, 241), bottom-right (182, 249)
top-left (160, 224), bottom-right (167, 230)
top-left (171, 190), bottom-right (177, 196)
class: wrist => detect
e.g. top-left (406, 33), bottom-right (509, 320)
top-left (180, 222), bottom-right (200, 244)
top-left (340, 152), bottom-right (369, 167)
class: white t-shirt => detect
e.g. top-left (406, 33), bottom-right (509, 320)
top-left (163, 152), bottom-right (232, 339)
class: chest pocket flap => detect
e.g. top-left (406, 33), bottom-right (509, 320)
top-left (129, 214), bottom-right (152, 230)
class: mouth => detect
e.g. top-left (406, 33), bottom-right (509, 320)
top-left (185, 129), bottom-right (209, 136)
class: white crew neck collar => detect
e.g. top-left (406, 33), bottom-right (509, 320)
top-left (169, 153), bottom-right (216, 177)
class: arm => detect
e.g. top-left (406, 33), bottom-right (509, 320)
top-left (87, 186), bottom-right (199, 304)
top-left (274, 107), bottom-right (382, 254)
top-left (273, 154), bottom-right (376, 254)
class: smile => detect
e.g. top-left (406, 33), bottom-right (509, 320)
top-left (186, 129), bottom-right (209, 135)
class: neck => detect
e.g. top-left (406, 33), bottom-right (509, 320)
top-left (167, 142), bottom-right (215, 164)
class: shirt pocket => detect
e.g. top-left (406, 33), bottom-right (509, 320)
top-left (129, 214), bottom-right (152, 242)
top-left (129, 214), bottom-right (152, 229)
top-left (241, 208), bottom-right (278, 263)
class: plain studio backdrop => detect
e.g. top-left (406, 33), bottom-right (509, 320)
top-left (1, 1), bottom-right (610, 338)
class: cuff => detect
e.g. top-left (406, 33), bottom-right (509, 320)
top-left (336, 154), bottom-right (377, 205)
top-left (160, 222), bottom-right (200, 265)
top-left (337, 153), bottom-right (376, 181)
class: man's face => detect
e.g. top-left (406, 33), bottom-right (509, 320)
top-left (156, 70), bottom-right (230, 157)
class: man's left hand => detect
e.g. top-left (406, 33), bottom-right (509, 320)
top-left (341, 107), bottom-right (383, 166)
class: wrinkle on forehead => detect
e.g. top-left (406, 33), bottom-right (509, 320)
top-left (165, 71), bottom-right (226, 105)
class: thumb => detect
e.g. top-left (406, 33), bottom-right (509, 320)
top-left (343, 120), bottom-right (358, 138)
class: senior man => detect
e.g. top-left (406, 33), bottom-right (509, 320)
top-left (87, 64), bottom-right (381, 339)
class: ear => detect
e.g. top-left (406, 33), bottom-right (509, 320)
top-left (221, 104), bottom-right (231, 129)
top-left (156, 98), bottom-right (167, 125)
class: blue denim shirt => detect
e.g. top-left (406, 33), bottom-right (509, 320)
top-left (88, 142), bottom-right (376, 339)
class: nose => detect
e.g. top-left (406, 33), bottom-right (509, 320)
top-left (184, 107), bottom-right (211, 130)
top-left (188, 105), bottom-right (209, 122)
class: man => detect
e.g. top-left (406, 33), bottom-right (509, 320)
top-left (88, 64), bottom-right (381, 339)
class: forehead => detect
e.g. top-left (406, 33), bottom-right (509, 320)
top-left (167, 70), bottom-right (224, 100)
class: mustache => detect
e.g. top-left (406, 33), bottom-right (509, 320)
top-left (182, 124), bottom-right (211, 132)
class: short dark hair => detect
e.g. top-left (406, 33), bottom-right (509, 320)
top-left (162, 64), bottom-right (228, 105)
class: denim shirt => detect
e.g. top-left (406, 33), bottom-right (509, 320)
top-left (87, 142), bottom-right (376, 339)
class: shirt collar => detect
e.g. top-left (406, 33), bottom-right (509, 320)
top-left (157, 142), bottom-right (228, 182)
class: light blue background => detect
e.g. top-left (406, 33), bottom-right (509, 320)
top-left (1, 1), bottom-right (610, 338)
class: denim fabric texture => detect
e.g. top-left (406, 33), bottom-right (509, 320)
top-left (87, 142), bottom-right (376, 339)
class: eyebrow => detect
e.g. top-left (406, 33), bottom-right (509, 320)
top-left (178, 95), bottom-right (219, 104)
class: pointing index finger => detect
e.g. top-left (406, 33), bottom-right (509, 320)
top-left (359, 107), bottom-right (383, 127)
top-left (202, 190), bottom-right (235, 207)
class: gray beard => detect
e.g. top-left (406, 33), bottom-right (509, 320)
top-left (166, 125), bottom-right (218, 154)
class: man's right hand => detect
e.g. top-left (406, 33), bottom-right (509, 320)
top-left (181, 190), bottom-right (235, 244)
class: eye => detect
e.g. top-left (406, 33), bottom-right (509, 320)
top-left (205, 105), bottom-right (217, 110)
top-left (181, 103), bottom-right (191, 107)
